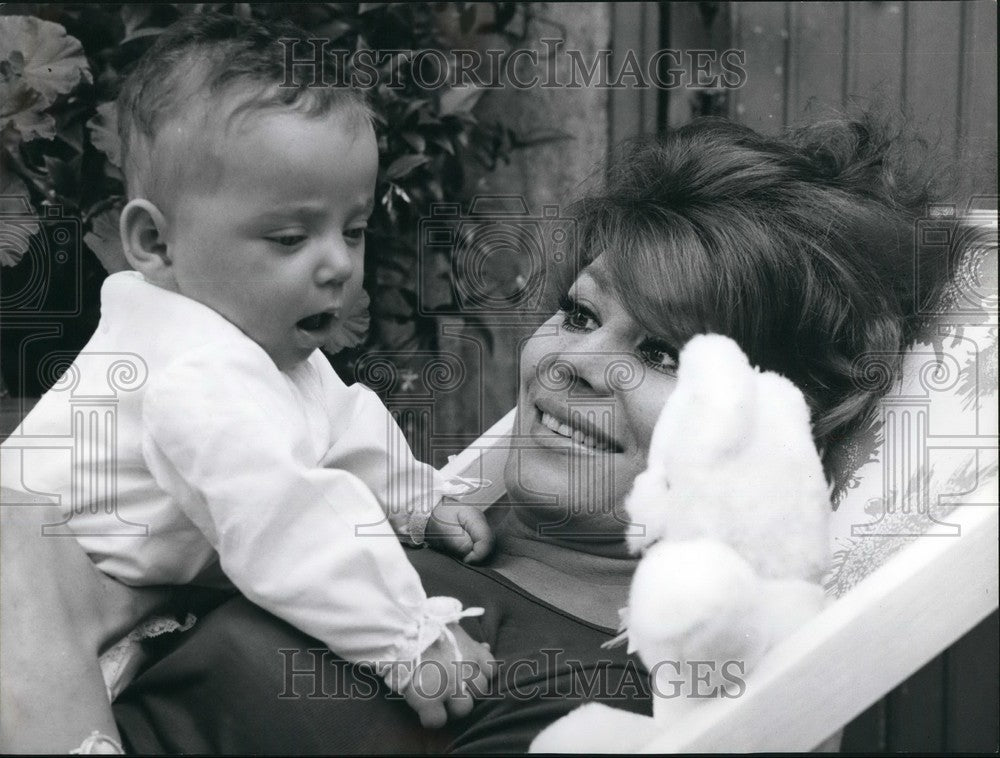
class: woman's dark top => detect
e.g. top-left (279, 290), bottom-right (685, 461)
top-left (113, 546), bottom-right (652, 753)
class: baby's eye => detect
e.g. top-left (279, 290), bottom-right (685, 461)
top-left (637, 338), bottom-right (679, 375)
top-left (265, 234), bottom-right (307, 248)
top-left (344, 226), bottom-right (367, 242)
top-left (558, 294), bottom-right (599, 332)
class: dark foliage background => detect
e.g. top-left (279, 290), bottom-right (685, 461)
top-left (0, 3), bottom-right (567, 443)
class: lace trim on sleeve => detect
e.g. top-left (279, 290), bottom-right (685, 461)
top-left (379, 596), bottom-right (484, 692)
top-left (403, 476), bottom-right (492, 546)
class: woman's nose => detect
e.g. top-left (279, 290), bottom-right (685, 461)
top-left (540, 331), bottom-right (638, 397)
top-left (314, 238), bottom-right (354, 286)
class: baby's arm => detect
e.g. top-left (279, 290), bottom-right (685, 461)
top-left (141, 348), bottom-right (491, 718)
top-left (423, 500), bottom-right (495, 563)
top-left (314, 358), bottom-right (493, 558)
top-left (314, 369), bottom-right (441, 544)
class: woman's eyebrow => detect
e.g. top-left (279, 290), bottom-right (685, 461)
top-left (582, 265), bottom-right (610, 291)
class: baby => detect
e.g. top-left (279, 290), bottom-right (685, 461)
top-left (1, 12), bottom-right (493, 729)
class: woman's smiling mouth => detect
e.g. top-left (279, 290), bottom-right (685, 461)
top-left (536, 406), bottom-right (624, 453)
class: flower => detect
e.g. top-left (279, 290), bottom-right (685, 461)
top-left (323, 287), bottom-right (371, 354)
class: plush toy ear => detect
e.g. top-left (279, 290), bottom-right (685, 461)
top-left (624, 334), bottom-right (761, 552)
top-left (652, 334), bottom-right (757, 466)
top-left (755, 371), bottom-right (818, 458)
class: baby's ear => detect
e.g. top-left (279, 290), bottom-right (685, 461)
top-left (120, 199), bottom-right (173, 285)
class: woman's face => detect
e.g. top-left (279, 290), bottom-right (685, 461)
top-left (504, 257), bottom-right (681, 552)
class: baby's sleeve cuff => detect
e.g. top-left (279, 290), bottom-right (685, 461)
top-left (402, 475), bottom-right (492, 547)
top-left (378, 596), bottom-right (485, 693)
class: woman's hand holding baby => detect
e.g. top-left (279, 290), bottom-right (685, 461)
top-left (424, 500), bottom-right (495, 564)
top-left (401, 622), bottom-right (496, 728)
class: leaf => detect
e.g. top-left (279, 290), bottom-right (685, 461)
top-left (372, 286), bottom-right (414, 318)
top-left (120, 6), bottom-right (163, 45)
top-left (0, 171), bottom-right (38, 267)
top-left (43, 154), bottom-right (80, 201)
top-left (120, 5), bottom-right (155, 35)
top-left (83, 205), bottom-right (130, 274)
top-left (416, 109), bottom-right (442, 126)
top-left (0, 89), bottom-right (56, 140)
top-left (438, 84), bottom-right (484, 116)
top-left (86, 101), bottom-right (121, 167)
top-left (401, 131), bottom-right (426, 153)
top-left (386, 153), bottom-right (430, 180)
top-left (0, 16), bottom-right (91, 105)
top-left (404, 98), bottom-right (428, 118)
top-left (55, 111), bottom-right (84, 153)
top-left (513, 127), bottom-right (575, 148)
top-left (459, 4), bottom-right (479, 34)
top-left (432, 135), bottom-right (456, 155)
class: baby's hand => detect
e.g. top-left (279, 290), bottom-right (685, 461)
top-left (401, 623), bottom-right (495, 728)
top-left (424, 501), bottom-right (494, 564)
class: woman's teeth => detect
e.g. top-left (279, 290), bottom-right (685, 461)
top-left (540, 411), bottom-right (613, 452)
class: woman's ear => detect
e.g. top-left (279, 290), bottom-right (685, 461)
top-left (120, 199), bottom-right (175, 287)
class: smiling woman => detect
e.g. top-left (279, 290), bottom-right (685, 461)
top-left (503, 264), bottom-right (678, 554)
top-left (498, 114), bottom-right (948, 563)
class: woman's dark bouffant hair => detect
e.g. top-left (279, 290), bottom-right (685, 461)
top-left (576, 114), bottom-right (954, 484)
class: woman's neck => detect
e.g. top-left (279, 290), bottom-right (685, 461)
top-left (492, 507), bottom-right (638, 573)
top-left (484, 504), bottom-right (639, 629)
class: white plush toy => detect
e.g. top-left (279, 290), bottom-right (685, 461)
top-left (530, 334), bottom-right (832, 753)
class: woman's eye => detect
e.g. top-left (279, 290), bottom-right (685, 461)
top-left (637, 339), bottom-right (679, 375)
top-left (344, 227), bottom-right (367, 242)
top-left (558, 294), bottom-right (599, 332)
top-left (265, 234), bottom-right (306, 247)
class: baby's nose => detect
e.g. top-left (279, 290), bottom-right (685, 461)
top-left (315, 242), bottom-right (354, 285)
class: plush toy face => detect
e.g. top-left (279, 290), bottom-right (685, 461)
top-left (624, 334), bottom-right (830, 579)
top-left (504, 261), bottom-right (681, 548)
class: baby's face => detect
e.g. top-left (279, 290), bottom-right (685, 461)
top-left (162, 109), bottom-right (377, 369)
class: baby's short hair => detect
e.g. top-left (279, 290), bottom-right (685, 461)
top-left (117, 12), bottom-right (372, 199)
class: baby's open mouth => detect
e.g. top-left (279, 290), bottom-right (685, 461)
top-left (296, 312), bottom-right (335, 333)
